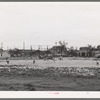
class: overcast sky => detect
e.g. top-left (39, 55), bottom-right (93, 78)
top-left (0, 2), bottom-right (100, 50)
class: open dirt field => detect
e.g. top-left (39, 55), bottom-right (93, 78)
top-left (0, 57), bottom-right (100, 68)
top-left (0, 57), bottom-right (100, 91)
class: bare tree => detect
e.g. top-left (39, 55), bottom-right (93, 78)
top-left (59, 40), bottom-right (68, 56)
top-left (87, 44), bottom-right (94, 57)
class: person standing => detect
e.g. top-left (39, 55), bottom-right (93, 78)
top-left (6, 58), bottom-right (9, 64)
top-left (96, 61), bottom-right (99, 66)
top-left (33, 60), bottom-right (35, 64)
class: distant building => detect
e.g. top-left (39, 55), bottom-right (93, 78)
top-left (94, 45), bottom-right (100, 57)
top-left (9, 48), bottom-right (33, 57)
top-left (97, 45), bottom-right (100, 50)
top-left (50, 46), bottom-right (68, 57)
top-left (78, 47), bottom-right (94, 57)
top-left (78, 47), bottom-right (88, 57)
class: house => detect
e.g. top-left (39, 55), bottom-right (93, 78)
top-left (77, 45), bottom-right (100, 58)
top-left (50, 46), bottom-right (68, 57)
top-left (97, 45), bottom-right (100, 50)
top-left (94, 50), bottom-right (100, 57)
top-left (78, 46), bottom-right (94, 57)
top-left (94, 45), bottom-right (100, 57)
top-left (9, 48), bottom-right (33, 57)
top-left (78, 47), bottom-right (88, 57)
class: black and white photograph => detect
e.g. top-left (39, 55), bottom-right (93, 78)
top-left (0, 2), bottom-right (100, 91)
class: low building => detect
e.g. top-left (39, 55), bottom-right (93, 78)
top-left (78, 47), bottom-right (88, 57)
top-left (94, 46), bottom-right (100, 57)
top-left (9, 48), bottom-right (33, 57)
top-left (97, 45), bottom-right (100, 50)
top-left (92, 45), bottom-right (100, 58)
top-left (94, 50), bottom-right (100, 57)
top-left (50, 46), bottom-right (68, 57)
top-left (78, 47), bottom-right (94, 57)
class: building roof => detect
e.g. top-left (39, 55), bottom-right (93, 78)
top-left (80, 47), bottom-right (88, 50)
top-left (50, 46), bottom-right (64, 50)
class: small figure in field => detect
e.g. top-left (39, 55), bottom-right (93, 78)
top-left (33, 60), bottom-right (35, 64)
top-left (6, 58), bottom-right (9, 64)
top-left (59, 56), bottom-right (63, 60)
top-left (96, 61), bottom-right (99, 66)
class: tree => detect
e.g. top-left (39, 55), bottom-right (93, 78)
top-left (69, 46), bottom-right (77, 57)
top-left (9, 48), bottom-right (20, 57)
top-left (87, 44), bottom-right (94, 57)
top-left (59, 40), bottom-right (68, 56)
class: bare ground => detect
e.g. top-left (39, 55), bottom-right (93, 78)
top-left (0, 75), bottom-right (100, 91)
top-left (0, 58), bottom-right (100, 91)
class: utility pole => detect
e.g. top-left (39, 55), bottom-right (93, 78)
top-left (54, 42), bottom-right (57, 57)
top-left (55, 42), bottom-right (57, 47)
top-left (0, 43), bottom-right (3, 57)
top-left (30, 45), bottom-right (32, 59)
top-left (23, 42), bottom-right (25, 51)
top-left (30, 45), bottom-right (32, 51)
top-left (1, 43), bottom-right (3, 49)
top-left (38, 45), bottom-right (40, 50)
top-left (41, 45), bottom-right (42, 50)
top-left (47, 45), bottom-right (48, 50)
top-left (23, 42), bottom-right (25, 57)
top-left (38, 45), bottom-right (40, 58)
